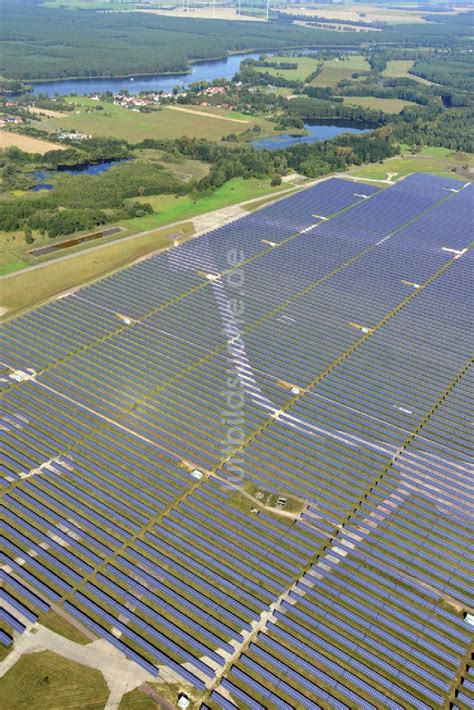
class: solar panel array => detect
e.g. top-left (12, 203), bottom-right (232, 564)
top-left (1, 175), bottom-right (472, 708)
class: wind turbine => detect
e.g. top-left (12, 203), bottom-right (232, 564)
top-left (266, 0), bottom-right (270, 22)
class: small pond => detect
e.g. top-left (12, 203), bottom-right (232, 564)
top-left (29, 158), bottom-right (128, 191)
top-left (251, 119), bottom-right (375, 150)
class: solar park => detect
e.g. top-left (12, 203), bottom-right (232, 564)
top-left (1, 173), bottom-right (473, 709)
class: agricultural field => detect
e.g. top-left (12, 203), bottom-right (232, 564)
top-left (140, 6), bottom-right (266, 21)
top-left (43, 0), bottom-right (143, 7)
top-left (283, 2), bottom-right (460, 24)
top-left (0, 130), bottom-right (66, 154)
top-left (36, 98), bottom-right (273, 142)
top-left (253, 55), bottom-right (321, 81)
top-left (342, 95), bottom-right (417, 113)
top-left (348, 145), bottom-right (474, 181)
top-left (381, 59), bottom-right (436, 85)
top-left (1, 173), bottom-right (472, 709)
top-left (311, 55), bottom-right (370, 88)
top-left (28, 106), bottom-right (66, 119)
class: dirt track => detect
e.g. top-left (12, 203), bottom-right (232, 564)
top-left (167, 105), bottom-right (250, 124)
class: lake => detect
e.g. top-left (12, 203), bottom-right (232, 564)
top-left (251, 119), bottom-right (374, 150)
top-left (31, 50), bottom-right (318, 97)
top-left (30, 158), bottom-right (128, 190)
top-left (28, 52), bottom-right (376, 152)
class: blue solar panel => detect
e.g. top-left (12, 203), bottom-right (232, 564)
top-left (1, 174), bottom-right (472, 705)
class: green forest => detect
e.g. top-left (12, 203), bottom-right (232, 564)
top-left (1, 0), bottom-right (473, 81)
top-left (410, 54), bottom-right (474, 92)
top-left (1, 0), bottom-right (350, 81)
top-left (0, 130), bottom-right (397, 238)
